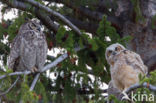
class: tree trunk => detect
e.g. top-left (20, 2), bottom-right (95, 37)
top-left (116, 0), bottom-right (156, 72)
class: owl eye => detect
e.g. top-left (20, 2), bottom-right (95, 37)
top-left (115, 46), bottom-right (122, 51)
top-left (108, 50), bottom-right (112, 53)
top-left (30, 34), bottom-right (33, 38)
top-left (115, 47), bottom-right (118, 51)
top-left (107, 50), bottom-right (112, 57)
top-left (32, 23), bottom-right (36, 27)
top-left (30, 23), bottom-right (37, 30)
top-left (29, 33), bottom-right (34, 38)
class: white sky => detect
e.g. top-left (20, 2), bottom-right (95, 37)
top-left (0, 4), bottom-right (17, 21)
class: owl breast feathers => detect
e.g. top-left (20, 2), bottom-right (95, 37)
top-left (105, 43), bottom-right (148, 92)
top-left (8, 19), bottom-right (48, 72)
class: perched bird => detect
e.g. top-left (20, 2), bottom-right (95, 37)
top-left (8, 19), bottom-right (48, 72)
top-left (105, 43), bottom-right (147, 100)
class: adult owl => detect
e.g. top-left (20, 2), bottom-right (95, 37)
top-left (105, 43), bottom-right (148, 99)
top-left (8, 19), bottom-right (47, 72)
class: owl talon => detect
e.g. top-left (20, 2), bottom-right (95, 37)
top-left (31, 67), bottom-right (38, 73)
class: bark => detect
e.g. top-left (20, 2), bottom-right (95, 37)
top-left (122, 21), bottom-right (156, 72)
top-left (120, 0), bottom-right (156, 72)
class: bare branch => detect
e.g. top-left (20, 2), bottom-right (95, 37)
top-left (41, 46), bottom-right (84, 72)
top-left (30, 73), bottom-right (40, 91)
top-left (35, 10), bottom-right (59, 33)
top-left (0, 71), bottom-right (31, 80)
top-left (23, 0), bottom-right (82, 35)
top-left (0, 76), bottom-right (20, 96)
top-left (0, 0), bottom-right (28, 10)
top-left (31, 46), bottom-right (85, 91)
top-left (1, 0), bottom-right (59, 34)
top-left (44, 0), bottom-right (104, 21)
top-left (126, 82), bottom-right (156, 93)
top-left (0, 47), bottom-right (85, 92)
top-left (0, 47), bottom-right (85, 80)
top-left (0, 0), bottom-right (87, 92)
top-left (107, 81), bottom-right (156, 102)
top-left (64, 16), bottom-right (98, 34)
top-left (47, 0), bottom-right (121, 29)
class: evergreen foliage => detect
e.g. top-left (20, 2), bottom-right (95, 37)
top-left (0, 0), bottom-right (155, 103)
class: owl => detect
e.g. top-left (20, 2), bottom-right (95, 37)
top-left (8, 19), bottom-right (48, 72)
top-left (105, 43), bottom-right (147, 99)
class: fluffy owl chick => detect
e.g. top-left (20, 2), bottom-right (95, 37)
top-left (8, 19), bottom-right (48, 72)
top-left (105, 43), bottom-right (147, 99)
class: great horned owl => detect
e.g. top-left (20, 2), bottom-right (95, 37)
top-left (8, 19), bottom-right (47, 72)
top-left (105, 43), bottom-right (147, 93)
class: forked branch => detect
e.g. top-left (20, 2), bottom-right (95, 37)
top-left (0, 47), bottom-right (85, 91)
top-left (0, 76), bottom-right (20, 96)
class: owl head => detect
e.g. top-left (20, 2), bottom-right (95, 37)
top-left (105, 43), bottom-right (126, 65)
top-left (19, 19), bottom-right (42, 32)
top-left (18, 19), bottom-right (44, 40)
top-left (28, 19), bottom-right (42, 32)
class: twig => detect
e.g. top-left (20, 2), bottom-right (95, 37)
top-left (41, 46), bottom-right (84, 72)
top-left (46, 1), bottom-right (51, 6)
top-left (0, 71), bottom-right (31, 80)
top-left (29, 46), bottom-right (85, 91)
top-left (0, 76), bottom-right (20, 96)
top-left (30, 73), bottom-right (40, 91)
top-left (0, 47), bottom-right (84, 80)
top-left (125, 82), bottom-right (156, 93)
top-left (23, 0), bottom-right (82, 35)
top-left (0, 46), bottom-right (85, 92)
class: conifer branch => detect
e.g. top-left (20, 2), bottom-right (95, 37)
top-left (0, 76), bottom-right (20, 96)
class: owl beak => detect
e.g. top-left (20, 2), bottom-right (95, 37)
top-left (37, 27), bottom-right (41, 32)
top-left (112, 51), bottom-right (116, 55)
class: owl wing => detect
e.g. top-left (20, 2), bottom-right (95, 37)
top-left (36, 33), bottom-right (48, 71)
top-left (131, 51), bottom-right (148, 74)
top-left (8, 35), bottom-right (21, 71)
top-left (19, 35), bottom-right (37, 71)
top-left (122, 50), bottom-right (148, 75)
